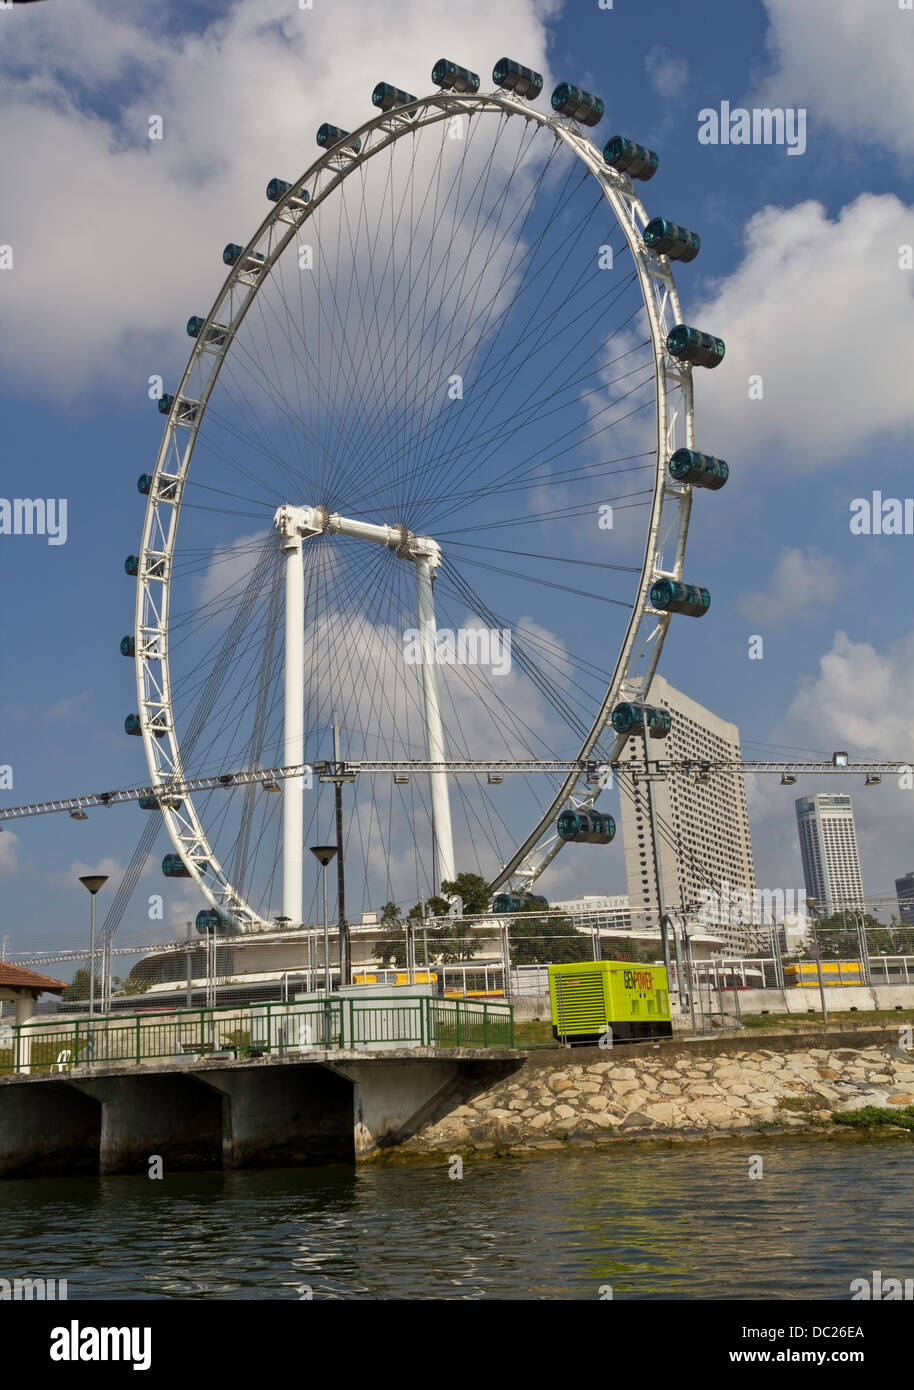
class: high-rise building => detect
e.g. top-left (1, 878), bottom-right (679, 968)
top-left (894, 872), bottom-right (914, 925)
top-left (795, 793), bottom-right (864, 914)
top-left (617, 674), bottom-right (758, 953)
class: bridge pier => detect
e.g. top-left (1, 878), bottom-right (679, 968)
top-left (197, 1063), bottom-right (354, 1168)
top-left (0, 1079), bottom-right (100, 1178)
top-left (70, 1073), bottom-right (222, 1175)
top-left (331, 1058), bottom-right (459, 1156)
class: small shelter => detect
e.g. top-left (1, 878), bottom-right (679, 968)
top-left (0, 961), bottom-right (67, 1027)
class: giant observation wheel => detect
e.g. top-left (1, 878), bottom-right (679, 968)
top-left (125, 58), bottom-right (727, 932)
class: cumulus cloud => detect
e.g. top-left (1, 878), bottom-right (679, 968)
top-left (694, 194), bottom-right (914, 465)
top-left (0, 830), bottom-right (22, 879)
top-left (756, 0), bottom-right (914, 160)
top-left (788, 628), bottom-right (914, 758)
top-left (0, 0), bottom-right (557, 392)
top-left (736, 547), bottom-right (843, 624)
top-left (644, 47), bottom-right (689, 101)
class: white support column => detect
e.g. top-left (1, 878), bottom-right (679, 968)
top-left (282, 530), bottom-right (305, 926)
top-left (414, 547), bottom-right (456, 891)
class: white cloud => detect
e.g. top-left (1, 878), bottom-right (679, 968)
top-left (0, 830), bottom-right (22, 879)
top-left (644, 47), bottom-right (689, 101)
top-left (756, 0), bottom-right (914, 159)
top-left (736, 547), bottom-right (843, 624)
top-left (788, 628), bottom-right (914, 758)
top-left (0, 0), bottom-right (558, 392)
top-left (693, 194), bottom-right (914, 465)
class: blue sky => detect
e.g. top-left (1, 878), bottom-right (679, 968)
top-left (1, 0), bottom-right (912, 965)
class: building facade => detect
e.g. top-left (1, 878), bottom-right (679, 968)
top-left (617, 674), bottom-right (759, 954)
top-left (896, 872), bottom-right (914, 926)
top-left (795, 793), bottom-right (865, 914)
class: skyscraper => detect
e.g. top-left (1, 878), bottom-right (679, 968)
top-left (795, 793), bottom-right (864, 914)
top-left (618, 674), bottom-right (758, 953)
top-left (895, 871), bottom-right (914, 925)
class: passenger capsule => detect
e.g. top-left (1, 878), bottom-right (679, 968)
top-left (643, 218), bottom-right (701, 263)
top-left (650, 578), bottom-right (711, 617)
top-left (431, 59), bottom-right (480, 94)
top-left (125, 555), bottom-right (140, 577)
top-left (372, 82), bottom-right (418, 113)
top-left (550, 83), bottom-right (604, 126)
top-left (491, 892), bottom-right (548, 913)
top-left (222, 244), bottom-right (266, 267)
top-left (603, 135), bottom-right (658, 181)
top-left (162, 854), bottom-right (195, 878)
top-left (316, 124), bottom-right (361, 153)
top-left (611, 703), bottom-right (672, 739)
top-left (139, 794), bottom-right (184, 812)
top-left (557, 809), bottom-right (616, 844)
top-left (125, 713), bottom-right (167, 739)
top-left (120, 635), bottom-right (135, 657)
top-left (666, 323), bottom-right (725, 369)
top-left (137, 474), bottom-right (153, 495)
top-left (157, 393), bottom-right (174, 415)
top-left (492, 58), bottom-right (543, 100)
top-left (196, 908), bottom-right (223, 934)
top-left (669, 448), bottom-right (729, 491)
top-left (186, 317), bottom-right (230, 348)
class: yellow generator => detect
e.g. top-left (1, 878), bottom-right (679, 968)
top-left (784, 960), bottom-right (863, 987)
top-left (548, 960), bottom-right (672, 1045)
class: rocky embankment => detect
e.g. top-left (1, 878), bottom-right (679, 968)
top-left (389, 1029), bottom-right (914, 1159)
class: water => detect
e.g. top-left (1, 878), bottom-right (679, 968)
top-left (3, 1139), bottom-right (912, 1299)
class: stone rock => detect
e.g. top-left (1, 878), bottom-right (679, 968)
top-left (547, 1076), bottom-right (576, 1094)
top-left (659, 1082), bottom-right (681, 1096)
top-left (610, 1080), bottom-right (640, 1097)
top-left (619, 1111), bottom-right (658, 1129)
top-left (817, 1067), bottom-right (841, 1079)
top-left (886, 1094), bottom-right (914, 1106)
top-left (528, 1112), bottom-right (553, 1130)
top-left (555, 1104), bottom-right (576, 1120)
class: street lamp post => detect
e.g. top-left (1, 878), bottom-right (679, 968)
top-left (309, 846), bottom-right (338, 997)
top-left (79, 874), bottom-right (108, 1060)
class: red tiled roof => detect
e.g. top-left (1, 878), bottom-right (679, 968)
top-left (0, 961), bottom-right (67, 993)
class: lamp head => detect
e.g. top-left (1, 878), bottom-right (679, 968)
top-left (309, 845), bottom-right (338, 867)
top-left (79, 875), bottom-right (108, 895)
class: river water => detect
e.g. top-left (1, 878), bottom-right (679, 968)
top-left (3, 1138), bottom-right (912, 1299)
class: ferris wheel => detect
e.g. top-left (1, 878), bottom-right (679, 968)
top-left (122, 57), bottom-right (727, 933)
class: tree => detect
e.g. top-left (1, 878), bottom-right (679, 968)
top-left (508, 914), bottom-right (583, 965)
top-left (440, 872), bottom-right (490, 917)
top-left (62, 968), bottom-right (102, 1002)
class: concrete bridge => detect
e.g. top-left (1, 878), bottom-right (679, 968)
top-left (0, 1048), bottom-right (522, 1178)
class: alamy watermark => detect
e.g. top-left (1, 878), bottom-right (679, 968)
top-left (0, 498), bottom-right (67, 545)
top-left (850, 493), bottom-right (914, 535)
top-left (0, 1275), bottom-right (67, 1300)
top-left (403, 622), bottom-right (512, 676)
top-left (698, 101), bottom-right (806, 156)
top-left (697, 882), bottom-right (808, 927)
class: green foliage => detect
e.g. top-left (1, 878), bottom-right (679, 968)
top-left (806, 911), bottom-right (914, 957)
top-left (440, 872), bottom-right (491, 916)
top-left (61, 969), bottom-right (101, 1002)
top-left (508, 914), bottom-right (582, 965)
top-left (832, 1105), bottom-right (914, 1131)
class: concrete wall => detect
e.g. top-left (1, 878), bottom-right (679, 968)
top-left (198, 1063), bottom-right (354, 1168)
top-left (0, 1080), bottom-right (101, 1178)
top-left (71, 1073), bottom-right (223, 1175)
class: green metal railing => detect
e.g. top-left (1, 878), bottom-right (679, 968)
top-left (0, 995), bottom-right (514, 1075)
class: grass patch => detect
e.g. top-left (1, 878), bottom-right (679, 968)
top-left (513, 1020), bottom-right (557, 1049)
top-left (777, 1094), bottom-right (826, 1114)
top-left (833, 1104), bottom-right (914, 1131)
top-left (741, 1009), bottom-right (914, 1031)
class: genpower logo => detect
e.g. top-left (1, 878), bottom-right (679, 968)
top-left (50, 1321), bottom-right (151, 1371)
